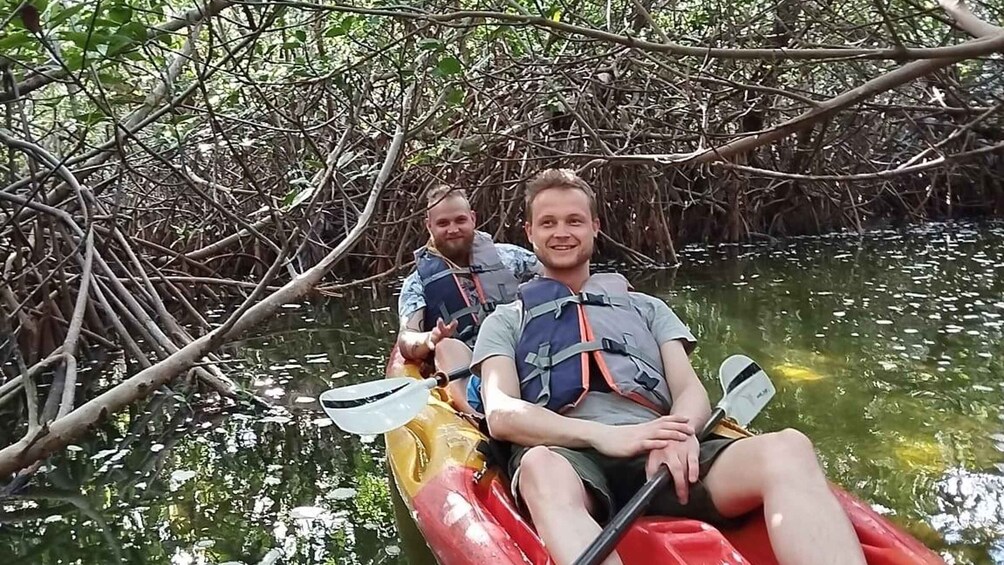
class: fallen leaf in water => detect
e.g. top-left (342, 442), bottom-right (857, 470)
top-left (772, 363), bottom-right (825, 382)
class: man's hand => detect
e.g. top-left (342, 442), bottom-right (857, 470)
top-left (645, 434), bottom-right (700, 505)
top-left (424, 318), bottom-right (457, 351)
top-left (590, 415), bottom-right (694, 459)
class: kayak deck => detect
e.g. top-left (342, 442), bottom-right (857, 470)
top-left (383, 350), bottom-right (944, 565)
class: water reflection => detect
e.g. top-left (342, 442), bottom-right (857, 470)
top-left (1, 221), bottom-right (1001, 564)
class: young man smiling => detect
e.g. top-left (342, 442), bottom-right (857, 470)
top-left (470, 168), bottom-right (867, 565)
top-left (396, 184), bottom-right (540, 414)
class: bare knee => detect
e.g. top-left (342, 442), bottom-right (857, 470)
top-left (760, 428), bottom-right (825, 486)
top-left (434, 338), bottom-right (472, 373)
top-left (518, 447), bottom-right (590, 511)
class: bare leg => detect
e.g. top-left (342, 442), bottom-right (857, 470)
top-left (517, 447), bottom-right (622, 565)
top-left (703, 429), bottom-right (867, 565)
top-left (433, 338), bottom-right (478, 415)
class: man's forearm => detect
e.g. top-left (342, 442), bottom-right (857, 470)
top-left (486, 396), bottom-right (605, 449)
top-left (669, 383), bottom-right (712, 432)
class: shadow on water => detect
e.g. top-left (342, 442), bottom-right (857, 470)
top-left (1, 220), bottom-right (1002, 564)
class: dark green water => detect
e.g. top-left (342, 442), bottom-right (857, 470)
top-left (1, 221), bottom-right (1002, 564)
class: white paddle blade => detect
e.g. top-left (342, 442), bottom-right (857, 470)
top-left (319, 377), bottom-right (436, 435)
top-left (719, 354), bottom-right (759, 393)
top-left (719, 362), bottom-right (775, 428)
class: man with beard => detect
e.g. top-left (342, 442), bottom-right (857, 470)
top-left (470, 169), bottom-right (867, 565)
top-left (397, 184), bottom-right (540, 415)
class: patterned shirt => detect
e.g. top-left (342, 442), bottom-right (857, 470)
top-left (397, 242), bottom-right (541, 325)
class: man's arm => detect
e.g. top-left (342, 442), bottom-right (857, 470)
top-left (396, 309), bottom-right (455, 361)
top-left (397, 309), bottom-right (431, 360)
top-left (480, 354), bottom-right (603, 448)
top-left (634, 292), bottom-right (710, 428)
top-left (640, 295), bottom-right (711, 502)
top-left (661, 339), bottom-right (712, 430)
top-left (396, 272), bottom-right (441, 360)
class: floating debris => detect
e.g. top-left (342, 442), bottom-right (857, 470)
top-left (169, 470), bottom-right (197, 491)
top-left (772, 363), bottom-right (825, 382)
top-left (331, 487), bottom-right (357, 500)
top-left (290, 506), bottom-right (327, 520)
top-left (260, 415), bottom-right (292, 425)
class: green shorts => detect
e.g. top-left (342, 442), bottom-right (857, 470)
top-left (508, 436), bottom-right (742, 527)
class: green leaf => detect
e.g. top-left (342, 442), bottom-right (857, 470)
top-left (72, 110), bottom-right (110, 125)
top-left (418, 38), bottom-right (443, 51)
top-left (50, 4), bottom-right (87, 26)
top-left (0, 32), bottom-right (30, 50)
top-left (62, 30), bottom-right (115, 50)
top-left (64, 49), bottom-right (83, 71)
top-left (446, 87), bottom-right (464, 105)
top-left (435, 56), bottom-right (462, 76)
top-left (120, 21), bottom-right (148, 42)
top-left (288, 184), bottom-right (317, 209)
top-left (294, 29), bottom-right (306, 42)
top-left (108, 5), bottom-right (132, 23)
top-left (108, 33), bottom-right (134, 53)
top-left (324, 15), bottom-right (355, 37)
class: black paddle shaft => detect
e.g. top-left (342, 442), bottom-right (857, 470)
top-left (572, 406), bottom-right (727, 565)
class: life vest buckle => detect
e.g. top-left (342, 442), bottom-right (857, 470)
top-left (577, 291), bottom-right (607, 306)
top-left (635, 372), bottom-right (660, 391)
top-left (468, 264), bottom-right (487, 274)
top-left (601, 337), bottom-right (628, 355)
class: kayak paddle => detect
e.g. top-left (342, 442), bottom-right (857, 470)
top-left (573, 354), bottom-right (776, 565)
top-left (318, 369), bottom-right (470, 435)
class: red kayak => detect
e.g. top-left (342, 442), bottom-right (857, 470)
top-left (383, 347), bottom-right (945, 564)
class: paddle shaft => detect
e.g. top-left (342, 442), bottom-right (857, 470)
top-left (572, 406), bottom-right (727, 565)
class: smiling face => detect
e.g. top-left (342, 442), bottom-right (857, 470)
top-left (525, 186), bottom-right (599, 273)
top-left (426, 194), bottom-right (476, 263)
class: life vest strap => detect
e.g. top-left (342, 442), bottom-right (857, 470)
top-left (421, 266), bottom-right (471, 285)
top-left (421, 260), bottom-right (509, 287)
top-left (468, 261), bottom-right (505, 274)
top-left (520, 337), bottom-right (665, 405)
top-left (440, 300), bottom-right (498, 324)
top-left (523, 338), bottom-right (658, 370)
top-left (523, 292), bottom-right (629, 322)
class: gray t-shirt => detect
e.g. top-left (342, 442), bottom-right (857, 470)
top-left (470, 293), bottom-right (697, 426)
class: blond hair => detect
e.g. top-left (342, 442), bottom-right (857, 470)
top-left (425, 184), bottom-right (469, 210)
top-left (524, 168), bottom-right (597, 219)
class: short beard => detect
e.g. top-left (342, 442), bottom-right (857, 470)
top-left (436, 233), bottom-right (474, 264)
